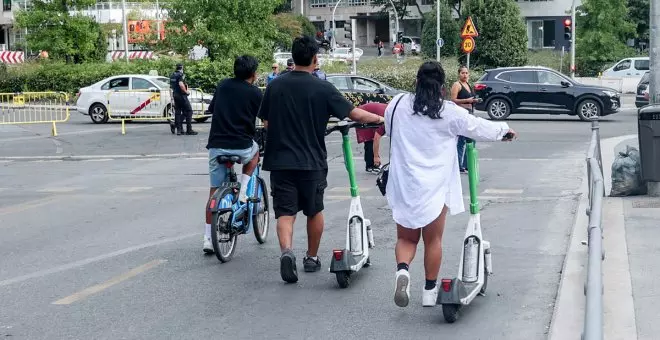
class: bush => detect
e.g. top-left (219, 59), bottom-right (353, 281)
top-left (464, 0), bottom-right (528, 68)
top-left (421, 2), bottom-right (461, 59)
top-left (0, 58), bottom-right (233, 95)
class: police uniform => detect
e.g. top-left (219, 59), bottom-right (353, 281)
top-left (169, 67), bottom-right (196, 135)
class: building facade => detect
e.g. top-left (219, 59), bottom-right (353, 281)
top-left (292, 0), bottom-right (580, 50)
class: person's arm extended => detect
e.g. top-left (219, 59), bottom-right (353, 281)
top-left (373, 131), bottom-right (382, 165)
top-left (450, 82), bottom-right (474, 105)
top-left (451, 108), bottom-right (516, 142)
top-left (348, 107), bottom-right (384, 124)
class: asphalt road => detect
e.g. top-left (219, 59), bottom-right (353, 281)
top-left (0, 105), bottom-right (639, 339)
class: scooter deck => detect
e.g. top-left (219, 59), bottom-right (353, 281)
top-left (329, 249), bottom-right (366, 273)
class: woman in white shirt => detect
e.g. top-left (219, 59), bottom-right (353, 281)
top-left (383, 61), bottom-right (517, 308)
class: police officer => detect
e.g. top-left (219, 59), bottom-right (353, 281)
top-left (169, 64), bottom-right (198, 135)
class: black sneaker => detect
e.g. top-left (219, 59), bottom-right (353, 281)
top-left (280, 251), bottom-right (298, 283)
top-left (303, 255), bottom-right (321, 272)
top-left (186, 130), bottom-right (199, 135)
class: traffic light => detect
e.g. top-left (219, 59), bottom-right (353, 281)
top-left (564, 18), bottom-right (572, 40)
top-left (396, 31), bottom-right (403, 43)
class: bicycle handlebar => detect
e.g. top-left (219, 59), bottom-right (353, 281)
top-left (325, 120), bottom-right (383, 136)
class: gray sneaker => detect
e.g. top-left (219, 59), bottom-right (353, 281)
top-left (280, 251), bottom-right (298, 283)
top-left (303, 255), bottom-right (321, 272)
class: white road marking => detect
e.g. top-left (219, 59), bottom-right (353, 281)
top-left (134, 158), bottom-right (161, 161)
top-left (0, 125), bottom-right (157, 143)
top-left (52, 139), bottom-right (63, 154)
top-left (186, 157), bottom-right (207, 160)
top-left (52, 259), bottom-right (167, 305)
top-left (110, 187), bottom-right (152, 193)
top-left (483, 189), bottom-right (524, 195)
top-left (0, 233), bottom-right (196, 288)
top-left (0, 160), bottom-right (13, 163)
top-left (0, 153), bottom-right (207, 161)
top-left (0, 196), bottom-right (61, 217)
top-left (83, 159), bottom-right (113, 162)
top-left (37, 187), bottom-right (81, 193)
top-left (32, 160), bottom-right (62, 163)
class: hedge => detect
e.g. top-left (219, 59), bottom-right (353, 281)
top-left (0, 57), bottom-right (484, 99)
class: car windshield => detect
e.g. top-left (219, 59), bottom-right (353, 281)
top-left (412, 38), bottom-right (421, 44)
top-left (153, 77), bottom-right (170, 88)
top-left (641, 71), bottom-right (650, 83)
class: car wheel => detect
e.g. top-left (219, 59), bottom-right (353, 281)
top-left (487, 98), bottom-right (511, 120)
top-left (576, 99), bottom-right (601, 121)
top-left (89, 103), bottom-right (108, 124)
top-left (194, 117), bottom-right (209, 123)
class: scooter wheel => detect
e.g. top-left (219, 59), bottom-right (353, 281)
top-left (442, 304), bottom-right (461, 323)
top-left (363, 257), bottom-right (371, 268)
top-left (336, 271), bottom-right (351, 289)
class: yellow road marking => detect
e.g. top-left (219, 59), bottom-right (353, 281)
top-left (0, 196), bottom-right (60, 217)
top-left (52, 259), bottom-right (167, 305)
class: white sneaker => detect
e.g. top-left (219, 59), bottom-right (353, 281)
top-left (394, 269), bottom-right (411, 307)
top-left (203, 237), bottom-right (214, 254)
top-left (422, 286), bottom-right (439, 307)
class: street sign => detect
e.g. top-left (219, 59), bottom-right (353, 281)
top-left (436, 38), bottom-right (444, 47)
top-left (462, 37), bottom-right (475, 54)
top-left (461, 16), bottom-right (479, 38)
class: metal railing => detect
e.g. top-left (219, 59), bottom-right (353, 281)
top-left (583, 120), bottom-right (605, 340)
top-left (0, 92), bottom-right (70, 136)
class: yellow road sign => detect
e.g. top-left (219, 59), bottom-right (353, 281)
top-left (462, 37), bottom-right (476, 54)
top-left (461, 16), bottom-right (479, 38)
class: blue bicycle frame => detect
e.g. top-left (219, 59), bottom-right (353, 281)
top-left (212, 162), bottom-right (265, 234)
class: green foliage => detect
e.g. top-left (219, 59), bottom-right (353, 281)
top-left (272, 13), bottom-right (318, 50)
top-left (575, 0), bottom-right (637, 76)
top-left (14, 0), bottom-right (106, 63)
top-left (627, 0), bottom-right (649, 42)
top-left (463, 0), bottom-right (528, 68)
top-left (421, 2), bottom-right (461, 59)
top-left (527, 49), bottom-right (567, 73)
top-left (0, 58), bottom-right (233, 96)
top-left (161, 0), bottom-right (283, 63)
top-left (297, 15), bottom-right (318, 38)
top-left (370, 0), bottom-right (417, 22)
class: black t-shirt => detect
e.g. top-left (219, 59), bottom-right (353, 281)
top-left (206, 78), bottom-right (263, 150)
top-left (258, 71), bottom-right (353, 171)
top-left (169, 71), bottom-right (186, 96)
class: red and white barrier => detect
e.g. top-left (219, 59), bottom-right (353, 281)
top-left (0, 51), bottom-right (25, 64)
top-left (108, 51), bottom-right (156, 62)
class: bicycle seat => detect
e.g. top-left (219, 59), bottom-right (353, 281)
top-left (216, 155), bottom-right (241, 164)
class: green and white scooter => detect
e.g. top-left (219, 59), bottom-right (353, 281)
top-left (439, 141), bottom-right (493, 322)
top-left (325, 119), bottom-right (382, 289)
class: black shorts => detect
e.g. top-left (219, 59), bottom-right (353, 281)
top-left (270, 170), bottom-right (328, 218)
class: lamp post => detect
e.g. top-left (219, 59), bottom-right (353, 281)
top-left (436, 0), bottom-right (440, 61)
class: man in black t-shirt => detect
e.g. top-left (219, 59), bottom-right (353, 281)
top-left (201, 55), bottom-right (263, 254)
top-left (258, 35), bottom-right (384, 283)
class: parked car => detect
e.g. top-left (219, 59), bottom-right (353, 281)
top-left (602, 57), bottom-right (649, 78)
top-left (473, 66), bottom-right (621, 121)
top-left (635, 71), bottom-right (650, 108)
top-left (75, 75), bottom-right (211, 124)
top-left (402, 36), bottom-right (422, 55)
top-left (326, 74), bottom-right (405, 96)
top-left (274, 52), bottom-right (292, 66)
top-left (330, 47), bottom-right (363, 63)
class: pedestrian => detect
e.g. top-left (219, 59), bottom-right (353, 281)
top-left (257, 35), bottom-right (384, 284)
top-left (355, 102), bottom-right (387, 173)
top-left (280, 58), bottom-right (294, 76)
top-left (451, 65), bottom-right (478, 173)
top-left (169, 64), bottom-right (198, 135)
top-left (312, 66), bottom-right (326, 80)
top-left (383, 61), bottom-right (516, 308)
top-left (378, 40), bottom-right (384, 58)
top-left (267, 63), bottom-right (280, 85)
top-left (201, 55), bottom-right (263, 253)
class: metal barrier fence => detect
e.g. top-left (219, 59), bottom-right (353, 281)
top-left (583, 120), bottom-right (605, 340)
top-left (0, 92), bottom-right (70, 136)
top-left (106, 88), bottom-right (210, 134)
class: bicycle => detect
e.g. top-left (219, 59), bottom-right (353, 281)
top-left (207, 127), bottom-right (269, 263)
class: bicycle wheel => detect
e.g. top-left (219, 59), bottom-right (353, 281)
top-left (211, 188), bottom-right (238, 263)
top-left (253, 177), bottom-right (270, 244)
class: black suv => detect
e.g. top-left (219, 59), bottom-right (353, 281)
top-left (473, 66), bottom-right (621, 121)
top-left (635, 71), bottom-right (650, 108)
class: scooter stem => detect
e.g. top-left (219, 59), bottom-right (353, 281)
top-left (467, 142), bottom-right (479, 214)
top-left (342, 134), bottom-right (359, 198)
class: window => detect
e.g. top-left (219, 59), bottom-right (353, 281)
top-left (101, 78), bottom-right (130, 91)
top-left (641, 71), bottom-right (650, 84)
top-left (334, 21), bottom-right (346, 29)
top-left (348, 0), bottom-right (367, 6)
top-left (310, 0), bottom-right (327, 8)
top-left (3, 0), bottom-right (10, 11)
top-left (328, 76), bottom-right (350, 90)
top-left (507, 71), bottom-right (537, 83)
top-left (352, 77), bottom-right (381, 91)
top-left (613, 60), bottom-right (631, 72)
top-left (634, 59), bottom-right (649, 71)
top-left (421, 0), bottom-right (434, 4)
top-left (132, 78), bottom-right (155, 90)
top-left (537, 71), bottom-right (566, 85)
top-left (529, 20), bottom-right (555, 49)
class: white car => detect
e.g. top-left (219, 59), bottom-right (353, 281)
top-left (330, 47), bottom-right (363, 63)
top-left (602, 57), bottom-right (649, 78)
top-left (75, 74), bottom-right (211, 124)
top-left (274, 52), bottom-right (292, 66)
top-left (402, 36), bottom-right (422, 55)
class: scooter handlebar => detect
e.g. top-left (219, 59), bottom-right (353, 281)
top-left (325, 119), bottom-right (383, 136)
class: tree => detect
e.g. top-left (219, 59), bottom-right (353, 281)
top-left (370, 0), bottom-right (424, 24)
top-left (162, 0), bottom-right (284, 62)
top-left (627, 0), bottom-right (649, 44)
top-left (421, 2), bottom-right (461, 58)
top-left (575, 0), bottom-right (636, 75)
top-left (14, 0), bottom-right (106, 63)
top-left (463, 0), bottom-right (528, 68)
top-left (272, 13), bottom-right (318, 50)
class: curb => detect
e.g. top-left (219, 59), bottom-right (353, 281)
top-left (548, 134), bottom-right (638, 339)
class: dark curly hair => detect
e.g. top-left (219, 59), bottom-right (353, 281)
top-left (412, 61), bottom-right (446, 119)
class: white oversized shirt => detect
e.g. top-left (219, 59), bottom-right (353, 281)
top-left (383, 93), bottom-right (510, 229)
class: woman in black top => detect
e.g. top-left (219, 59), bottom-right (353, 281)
top-left (450, 65), bottom-right (479, 173)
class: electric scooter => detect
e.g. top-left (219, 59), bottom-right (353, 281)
top-left (438, 141), bottom-right (493, 323)
top-left (325, 119), bottom-right (382, 288)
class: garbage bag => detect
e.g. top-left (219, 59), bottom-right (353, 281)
top-left (610, 145), bottom-right (647, 197)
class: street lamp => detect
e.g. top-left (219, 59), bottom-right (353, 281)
top-left (570, 0), bottom-right (576, 78)
top-left (436, 0), bottom-right (440, 61)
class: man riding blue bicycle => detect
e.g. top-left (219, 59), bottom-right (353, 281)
top-left (203, 55), bottom-right (263, 254)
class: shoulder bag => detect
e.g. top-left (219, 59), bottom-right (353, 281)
top-left (376, 94), bottom-right (405, 196)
